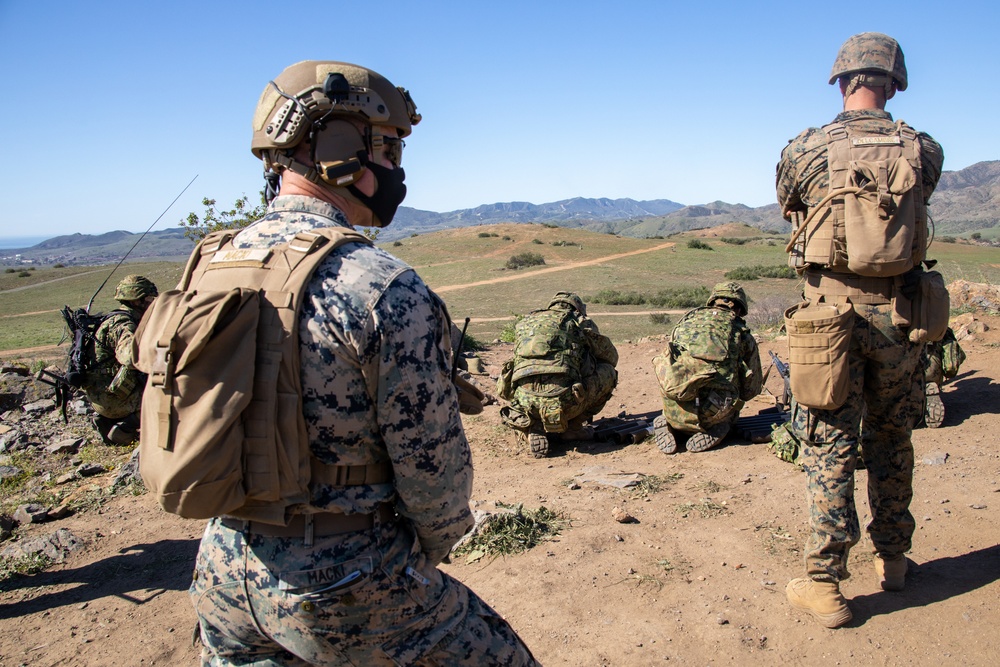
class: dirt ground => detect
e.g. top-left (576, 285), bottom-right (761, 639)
top-left (1, 319), bottom-right (999, 666)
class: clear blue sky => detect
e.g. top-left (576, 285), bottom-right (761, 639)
top-left (1, 0), bottom-right (996, 238)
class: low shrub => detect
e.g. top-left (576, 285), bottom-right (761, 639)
top-left (506, 252), bottom-right (545, 270)
top-left (725, 264), bottom-right (797, 281)
top-left (686, 239), bottom-right (713, 250)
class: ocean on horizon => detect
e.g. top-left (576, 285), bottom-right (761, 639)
top-left (0, 236), bottom-right (50, 249)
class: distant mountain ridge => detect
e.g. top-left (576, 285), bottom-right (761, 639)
top-left (5, 161), bottom-right (998, 263)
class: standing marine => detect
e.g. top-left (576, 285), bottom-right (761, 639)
top-left (497, 292), bottom-right (618, 457)
top-left (776, 33), bottom-right (944, 628)
top-left (187, 60), bottom-right (537, 665)
top-left (651, 282), bottom-right (762, 453)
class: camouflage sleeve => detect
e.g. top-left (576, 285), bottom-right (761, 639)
top-left (738, 327), bottom-right (763, 400)
top-left (917, 131), bottom-right (945, 202)
top-left (776, 127), bottom-right (826, 218)
top-left (580, 317), bottom-right (619, 366)
top-left (106, 316), bottom-right (139, 369)
top-left (370, 274), bottom-right (474, 564)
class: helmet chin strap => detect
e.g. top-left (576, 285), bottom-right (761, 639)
top-left (262, 151), bottom-right (406, 228)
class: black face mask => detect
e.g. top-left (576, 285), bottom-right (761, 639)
top-left (347, 162), bottom-right (407, 227)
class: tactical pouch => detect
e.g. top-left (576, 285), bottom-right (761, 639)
top-left (843, 157), bottom-right (918, 276)
top-left (783, 300), bottom-right (854, 410)
top-left (906, 270), bottom-right (950, 343)
top-left (496, 358), bottom-right (515, 400)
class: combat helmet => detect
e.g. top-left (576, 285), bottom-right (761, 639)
top-left (251, 61), bottom-right (421, 225)
top-left (549, 292), bottom-right (587, 316)
top-left (707, 282), bottom-right (747, 316)
top-left (829, 32), bottom-right (907, 92)
top-left (114, 275), bottom-right (158, 303)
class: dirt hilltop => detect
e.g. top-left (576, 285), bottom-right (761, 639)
top-left (1, 316), bottom-right (999, 666)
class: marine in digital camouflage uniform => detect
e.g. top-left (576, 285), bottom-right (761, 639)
top-left (776, 33), bottom-right (944, 628)
top-left (497, 292), bottom-right (618, 457)
top-left (191, 61), bottom-right (537, 666)
top-left (87, 275), bottom-right (158, 445)
top-left (652, 282), bottom-right (762, 454)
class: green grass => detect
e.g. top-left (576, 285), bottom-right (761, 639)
top-left (453, 503), bottom-right (569, 559)
top-left (0, 261), bottom-right (183, 353)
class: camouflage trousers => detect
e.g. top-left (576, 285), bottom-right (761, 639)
top-left (659, 389), bottom-right (743, 434)
top-left (506, 364), bottom-right (616, 433)
top-left (192, 515), bottom-right (538, 666)
top-left (790, 304), bottom-right (922, 583)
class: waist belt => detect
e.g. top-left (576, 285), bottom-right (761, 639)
top-left (313, 461), bottom-right (394, 487)
top-left (803, 271), bottom-right (894, 305)
top-left (221, 504), bottom-right (396, 539)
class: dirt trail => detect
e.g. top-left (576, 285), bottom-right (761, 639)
top-left (0, 269), bottom-right (106, 294)
top-left (434, 242), bottom-right (675, 293)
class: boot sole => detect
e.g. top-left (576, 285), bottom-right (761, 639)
top-left (685, 434), bottom-right (722, 453)
top-left (653, 416), bottom-right (677, 454)
top-left (924, 392), bottom-right (945, 429)
top-left (528, 432), bottom-right (550, 458)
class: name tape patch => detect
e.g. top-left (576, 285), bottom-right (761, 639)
top-left (851, 136), bottom-right (901, 146)
top-left (210, 248), bottom-right (272, 264)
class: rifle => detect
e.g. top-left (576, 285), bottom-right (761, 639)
top-left (34, 368), bottom-right (71, 423)
top-left (768, 350), bottom-right (791, 411)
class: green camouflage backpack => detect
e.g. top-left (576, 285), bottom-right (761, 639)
top-left (941, 328), bottom-right (966, 379)
top-left (511, 307), bottom-right (585, 384)
top-left (652, 306), bottom-right (740, 402)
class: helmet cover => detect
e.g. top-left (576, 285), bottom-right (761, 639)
top-left (829, 32), bottom-right (907, 91)
top-left (708, 282), bottom-right (748, 315)
top-left (549, 292), bottom-right (587, 316)
top-left (114, 275), bottom-right (158, 303)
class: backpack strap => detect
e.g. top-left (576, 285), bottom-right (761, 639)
top-left (824, 122), bottom-right (851, 191)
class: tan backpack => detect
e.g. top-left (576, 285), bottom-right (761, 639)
top-left (133, 226), bottom-right (379, 525)
top-left (787, 120), bottom-right (926, 277)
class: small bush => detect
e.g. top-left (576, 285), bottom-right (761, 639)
top-left (499, 315), bottom-right (522, 343)
top-left (551, 240), bottom-right (579, 247)
top-left (542, 223), bottom-right (559, 229)
top-left (4, 268), bottom-right (14, 273)
top-left (17, 271), bottom-right (30, 278)
top-left (53, 263), bottom-right (65, 268)
top-left (725, 264), bottom-right (797, 281)
top-left (649, 313), bottom-right (671, 326)
top-left (393, 241), bottom-right (403, 247)
top-left (410, 233), bottom-right (419, 238)
top-left (745, 294), bottom-right (792, 331)
top-left (458, 332), bottom-right (487, 352)
top-left (502, 235), bottom-right (512, 241)
top-left (719, 237), bottom-right (749, 245)
top-left (971, 232), bottom-right (982, 240)
top-left (478, 232), bottom-right (500, 238)
top-left (531, 238), bottom-right (544, 245)
top-left (686, 239), bottom-right (713, 250)
top-left (648, 286), bottom-right (711, 309)
top-left (506, 252), bottom-right (545, 270)
top-left (940, 236), bottom-right (957, 244)
top-left (590, 290), bottom-right (647, 306)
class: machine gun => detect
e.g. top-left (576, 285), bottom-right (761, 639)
top-left (592, 411), bottom-right (659, 445)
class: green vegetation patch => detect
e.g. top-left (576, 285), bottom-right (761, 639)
top-left (686, 239), bottom-right (713, 250)
top-left (505, 252), bottom-right (546, 270)
top-left (724, 264), bottom-right (797, 281)
top-left (453, 503), bottom-right (569, 560)
top-left (588, 286), bottom-right (710, 309)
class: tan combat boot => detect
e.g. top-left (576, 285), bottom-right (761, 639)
top-left (874, 555), bottom-right (907, 591)
top-left (786, 578), bottom-right (852, 628)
